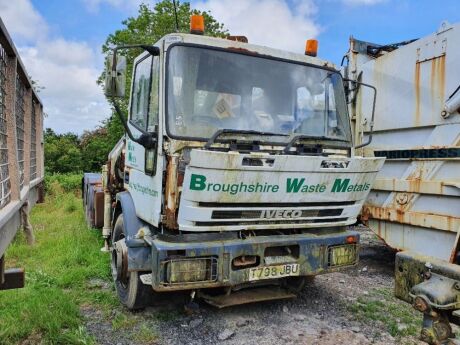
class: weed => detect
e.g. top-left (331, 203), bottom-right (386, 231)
top-left (0, 185), bottom-right (111, 344)
top-left (133, 323), bottom-right (158, 344)
top-left (349, 287), bottom-right (421, 338)
top-left (45, 173), bottom-right (82, 194)
top-left (112, 312), bottom-right (138, 331)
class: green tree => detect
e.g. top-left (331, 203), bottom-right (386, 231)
top-left (99, 0), bottom-right (228, 109)
top-left (44, 128), bottom-right (82, 173)
top-left (79, 116), bottom-right (125, 172)
top-left (44, 2), bottom-right (227, 175)
top-left (76, 0), bottom-right (228, 172)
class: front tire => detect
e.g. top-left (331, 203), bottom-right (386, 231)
top-left (111, 215), bottom-right (152, 310)
top-left (283, 276), bottom-right (307, 293)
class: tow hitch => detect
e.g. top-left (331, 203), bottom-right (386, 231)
top-left (395, 252), bottom-right (460, 345)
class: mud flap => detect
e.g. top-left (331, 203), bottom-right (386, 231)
top-left (0, 256), bottom-right (24, 290)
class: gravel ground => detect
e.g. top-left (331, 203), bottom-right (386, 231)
top-left (83, 227), bottom-right (427, 345)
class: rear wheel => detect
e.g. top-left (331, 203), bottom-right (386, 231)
top-left (111, 215), bottom-right (152, 310)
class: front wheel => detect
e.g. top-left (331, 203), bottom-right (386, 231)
top-left (111, 215), bottom-right (152, 310)
top-left (283, 276), bottom-right (308, 293)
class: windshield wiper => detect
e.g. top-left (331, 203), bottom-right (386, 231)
top-left (283, 134), bottom-right (349, 154)
top-left (204, 129), bottom-right (288, 149)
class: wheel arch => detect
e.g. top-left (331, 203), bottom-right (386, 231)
top-left (114, 191), bottom-right (147, 239)
top-left (113, 191), bottom-right (152, 271)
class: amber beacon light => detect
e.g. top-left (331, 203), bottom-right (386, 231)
top-left (190, 15), bottom-right (205, 35)
top-left (305, 39), bottom-right (318, 57)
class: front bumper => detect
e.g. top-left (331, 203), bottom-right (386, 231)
top-left (141, 230), bottom-right (359, 291)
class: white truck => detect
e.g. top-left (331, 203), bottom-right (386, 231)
top-left (84, 16), bottom-right (384, 309)
top-left (344, 21), bottom-right (460, 345)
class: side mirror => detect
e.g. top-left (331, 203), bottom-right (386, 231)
top-left (107, 44), bottom-right (160, 150)
top-left (104, 53), bottom-right (126, 98)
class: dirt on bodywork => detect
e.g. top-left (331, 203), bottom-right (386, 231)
top-left (82, 227), bottom-right (431, 345)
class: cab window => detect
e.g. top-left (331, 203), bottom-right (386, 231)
top-left (147, 56), bottom-right (159, 132)
top-left (130, 55), bottom-right (153, 129)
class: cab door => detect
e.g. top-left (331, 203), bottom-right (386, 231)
top-left (125, 53), bottom-right (164, 227)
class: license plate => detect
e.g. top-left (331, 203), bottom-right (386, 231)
top-left (248, 263), bottom-right (300, 281)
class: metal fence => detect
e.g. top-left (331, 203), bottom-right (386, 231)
top-left (0, 17), bottom-right (44, 260)
top-left (15, 75), bottom-right (25, 190)
top-left (0, 43), bottom-right (9, 209)
top-left (30, 101), bottom-right (37, 181)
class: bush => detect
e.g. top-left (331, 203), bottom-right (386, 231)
top-left (45, 173), bottom-right (82, 194)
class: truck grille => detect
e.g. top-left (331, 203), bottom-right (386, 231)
top-left (212, 209), bottom-right (343, 219)
top-left (179, 201), bottom-right (357, 230)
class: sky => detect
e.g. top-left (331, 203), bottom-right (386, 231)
top-left (0, 0), bottom-right (459, 134)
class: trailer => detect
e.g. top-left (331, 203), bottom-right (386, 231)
top-left (0, 18), bottom-right (45, 290)
top-left (345, 21), bottom-right (460, 345)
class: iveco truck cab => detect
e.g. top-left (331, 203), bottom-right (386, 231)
top-left (85, 15), bottom-right (385, 309)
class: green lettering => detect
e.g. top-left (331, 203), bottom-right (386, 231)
top-left (286, 178), bottom-right (305, 193)
top-left (190, 174), bottom-right (206, 191)
top-left (332, 178), bottom-right (350, 192)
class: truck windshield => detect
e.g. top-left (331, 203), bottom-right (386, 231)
top-left (167, 45), bottom-right (351, 143)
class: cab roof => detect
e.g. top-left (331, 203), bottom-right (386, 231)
top-left (157, 33), bottom-right (337, 71)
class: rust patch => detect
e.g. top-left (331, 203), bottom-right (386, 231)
top-left (366, 206), bottom-right (460, 233)
top-left (408, 178), bottom-right (421, 194)
top-left (438, 54), bottom-right (446, 102)
top-left (226, 47), bottom-right (260, 55)
top-left (396, 208), bottom-right (404, 224)
top-left (360, 206), bottom-right (370, 225)
top-left (164, 156), bottom-right (179, 230)
top-left (414, 61), bottom-right (421, 126)
top-left (226, 35), bottom-right (248, 43)
top-left (430, 55), bottom-right (446, 114)
top-left (430, 58), bottom-right (436, 111)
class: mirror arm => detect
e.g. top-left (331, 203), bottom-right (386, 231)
top-left (110, 44), bottom-right (159, 76)
top-left (111, 98), bottom-right (157, 149)
top-left (343, 78), bottom-right (377, 149)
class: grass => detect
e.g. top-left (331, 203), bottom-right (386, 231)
top-left (349, 287), bottom-right (421, 339)
top-left (111, 312), bottom-right (139, 331)
top-left (1, 175), bottom-right (426, 344)
top-left (0, 181), bottom-right (116, 344)
top-left (44, 173), bottom-right (82, 193)
top-left (133, 324), bottom-right (158, 344)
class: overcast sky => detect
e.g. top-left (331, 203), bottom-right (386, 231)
top-left (0, 0), bottom-right (459, 134)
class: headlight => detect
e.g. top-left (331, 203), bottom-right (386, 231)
top-left (164, 257), bottom-right (217, 285)
top-left (327, 244), bottom-right (358, 267)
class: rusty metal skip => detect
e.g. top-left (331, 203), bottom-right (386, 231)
top-left (345, 20), bottom-right (460, 345)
